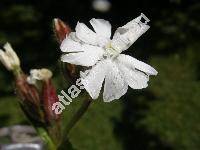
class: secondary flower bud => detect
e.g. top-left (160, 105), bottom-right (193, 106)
top-left (15, 73), bottom-right (43, 123)
top-left (53, 18), bottom-right (71, 43)
top-left (15, 74), bottom-right (40, 106)
top-left (27, 68), bottom-right (60, 123)
top-left (0, 42), bottom-right (20, 71)
top-left (53, 19), bottom-right (82, 84)
top-left (42, 79), bottom-right (60, 123)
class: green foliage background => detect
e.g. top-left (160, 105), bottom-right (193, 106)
top-left (0, 0), bottom-right (200, 149)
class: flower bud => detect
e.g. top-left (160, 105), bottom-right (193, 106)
top-left (27, 68), bottom-right (60, 123)
top-left (53, 19), bottom-right (82, 84)
top-left (42, 79), bottom-right (60, 123)
top-left (53, 18), bottom-right (71, 43)
top-left (0, 50), bottom-right (12, 70)
top-left (15, 74), bottom-right (40, 106)
top-left (15, 73), bottom-right (43, 123)
top-left (0, 42), bottom-right (20, 71)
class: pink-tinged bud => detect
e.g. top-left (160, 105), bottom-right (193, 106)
top-left (15, 74), bottom-right (40, 107)
top-left (42, 79), bottom-right (60, 123)
top-left (15, 74), bottom-right (43, 123)
top-left (53, 18), bottom-right (71, 43)
top-left (53, 18), bottom-right (80, 83)
top-left (53, 19), bottom-right (82, 84)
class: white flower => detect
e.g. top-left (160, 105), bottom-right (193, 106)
top-left (27, 68), bottom-right (52, 85)
top-left (0, 42), bottom-right (20, 71)
top-left (60, 13), bottom-right (158, 102)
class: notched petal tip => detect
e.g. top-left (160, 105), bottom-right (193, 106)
top-left (140, 13), bottom-right (150, 23)
top-left (90, 18), bottom-right (112, 40)
top-left (0, 42), bottom-right (20, 70)
top-left (117, 54), bottom-right (158, 76)
top-left (75, 21), bottom-right (98, 45)
top-left (3, 42), bottom-right (12, 50)
top-left (112, 14), bottom-right (151, 52)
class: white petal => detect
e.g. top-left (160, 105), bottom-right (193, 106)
top-left (4, 42), bottom-right (20, 66)
top-left (103, 59), bottom-right (128, 102)
top-left (81, 61), bottom-right (106, 99)
top-left (29, 68), bottom-right (52, 81)
top-left (68, 32), bottom-right (82, 43)
top-left (121, 15), bottom-right (148, 29)
top-left (75, 22), bottom-right (98, 45)
top-left (111, 14), bottom-right (150, 52)
top-left (61, 45), bottom-right (104, 66)
top-left (0, 50), bottom-right (12, 70)
top-left (117, 54), bottom-right (158, 75)
top-left (90, 18), bottom-right (111, 38)
top-left (27, 76), bottom-right (36, 85)
top-left (60, 37), bottom-right (82, 52)
top-left (117, 62), bottom-right (149, 89)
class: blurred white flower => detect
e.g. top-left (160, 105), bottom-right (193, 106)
top-left (60, 13), bottom-right (158, 102)
top-left (27, 68), bottom-right (52, 84)
top-left (92, 0), bottom-right (111, 13)
top-left (0, 42), bottom-right (20, 71)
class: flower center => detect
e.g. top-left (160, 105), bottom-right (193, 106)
top-left (104, 42), bottom-right (120, 59)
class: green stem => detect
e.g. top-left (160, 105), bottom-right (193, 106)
top-left (58, 97), bottom-right (92, 149)
top-left (12, 65), bottom-right (22, 77)
top-left (37, 127), bottom-right (57, 150)
top-left (65, 97), bottom-right (92, 135)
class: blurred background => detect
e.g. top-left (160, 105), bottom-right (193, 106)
top-left (0, 0), bottom-right (200, 149)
